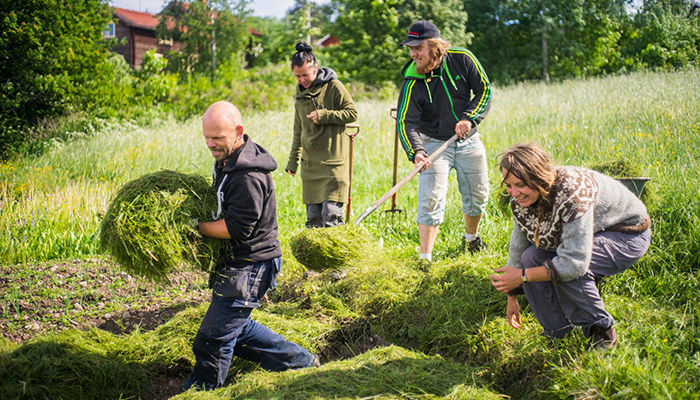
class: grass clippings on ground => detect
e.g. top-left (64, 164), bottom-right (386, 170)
top-left (289, 224), bottom-right (375, 272)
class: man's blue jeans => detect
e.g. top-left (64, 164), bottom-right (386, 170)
top-left (182, 257), bottom-right (316, 391)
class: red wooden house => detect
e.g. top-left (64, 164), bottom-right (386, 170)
top-left (106, 8), bottom-right (181, 69)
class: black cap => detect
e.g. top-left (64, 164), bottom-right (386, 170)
top-left (399, 20), bottom-right (440, 47)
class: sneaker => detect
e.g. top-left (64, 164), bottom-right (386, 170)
top-left (587, 325), bottom-right (618, 350)
top-left (461, 236), bottom-right (486, 254)
top-left (416, 258), bottom-right (432, 272)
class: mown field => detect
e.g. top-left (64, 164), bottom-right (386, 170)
top-left (1, 69), bottom-right (699, 399)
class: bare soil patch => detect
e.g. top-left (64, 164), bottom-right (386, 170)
top-left (0, 258), bottom-right (210, 343)
top-left (317, 318), bottom-right (391, 362)
top-left (1, 258), bottom-right (392, 399)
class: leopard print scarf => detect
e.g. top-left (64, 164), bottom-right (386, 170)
top-left (510, 167), bottom-right (598, 251)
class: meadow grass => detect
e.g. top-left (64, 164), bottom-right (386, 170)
top-left (1, 69), bottom-right (699, 399)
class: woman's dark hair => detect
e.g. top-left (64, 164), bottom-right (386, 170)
top-left (291, 42), bottom-right (316, 69)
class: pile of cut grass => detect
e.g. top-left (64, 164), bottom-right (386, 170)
top-left (289, 224), bottom-right (374, 271)
top-left (182, 345), bottom-right (503, 400)
top-left (99, 170), bottom-right (225, 282)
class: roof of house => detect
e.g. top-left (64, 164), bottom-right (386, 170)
top-left (113, 7), bottom-right (159, 30)
top-left (112, 6), bottom-right (263, 37)
top-left (317, 34), bottom-right (339, 47)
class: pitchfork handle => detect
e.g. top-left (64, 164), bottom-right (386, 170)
top-left (345, 124), bottom-right (360, 222)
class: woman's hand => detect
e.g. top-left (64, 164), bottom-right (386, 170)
top-left (490, 266), bottom-right (523, 293)
top-left (306, 110), bottom-right (319, 124)
top-left (506, 295), bottom-right (521, 329)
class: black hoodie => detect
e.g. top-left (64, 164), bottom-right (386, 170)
top-left (212, 134), bottom-right (282, 264)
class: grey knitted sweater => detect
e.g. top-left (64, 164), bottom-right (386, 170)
top-left (505, 166), bottom-right (650, 284)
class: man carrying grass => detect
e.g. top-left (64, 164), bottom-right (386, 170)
top-left (183, 101), bottom-right (319, 391)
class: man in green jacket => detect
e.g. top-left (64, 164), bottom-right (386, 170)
top-left (396, 20), bottom-right (492, 262)
top-left (286, 42), bottom-right (358, 228)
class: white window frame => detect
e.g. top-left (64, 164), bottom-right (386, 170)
top-left (103, 22), bottom-right (115, 39)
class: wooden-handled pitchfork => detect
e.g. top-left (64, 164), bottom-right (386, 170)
top-left (345, 123), bottom-right (360, 222)
top-left (354, 133), bottom-right (458, 224)
top-left (385, 107), bottom-right (404, 217)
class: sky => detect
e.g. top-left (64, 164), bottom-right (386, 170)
top-left (109, 0), bottom-right (329, 19)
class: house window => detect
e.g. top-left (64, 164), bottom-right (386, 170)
top-left (103, 22), bottom-right (115, 38)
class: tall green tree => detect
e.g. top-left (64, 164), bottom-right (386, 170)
top-left (329, 0), bottom-right (469, 85)
top-left (640, 0), bottom-right (692, 14)
top-left (622, 0), bottom-right (700, 69)
top-left (286, 0), bottom-right (335, 34)
top-left (0, 0), bottom-right (112, 158)
top-left (157, 0), bottom-right (251, 76)
top-left (542, 0), bottom-right (629, 78)
top-left (244, 2), bottom-right (325, 68)
top-left (465, 0), bottom-right (629, 83)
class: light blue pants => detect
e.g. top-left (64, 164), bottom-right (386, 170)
top-left (417, 133), bottom-right (489, 226)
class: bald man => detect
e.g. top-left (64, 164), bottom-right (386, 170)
top-left (183, 101), bottom-right (318, 392)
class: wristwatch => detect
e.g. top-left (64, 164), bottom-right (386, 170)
top-left (521, 268), bottom-right (528, 283)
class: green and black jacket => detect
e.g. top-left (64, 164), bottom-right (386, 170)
top-left (396, 47), bottom-right (491, 162)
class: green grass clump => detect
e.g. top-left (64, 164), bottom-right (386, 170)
top-left (589, 158), bottom-right (643, 177)
top-left (179, 345), bottom-right (502, 400)
top-left (0, 330), bottom-right (151, 400)
top-left (289, 224), bottom-right (374, 271)
top-left (99, 170), bottom-right (224, 282)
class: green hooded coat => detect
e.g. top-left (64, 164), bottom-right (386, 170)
top-left (286, 67), bottom-right (357, 204)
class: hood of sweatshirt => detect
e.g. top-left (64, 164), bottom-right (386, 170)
top-left (296, 67), bottom-right (337, 94)
top-left (220, 134), bottom-right (277, 174)
top-left (312, 67), bottom-right (337, 85)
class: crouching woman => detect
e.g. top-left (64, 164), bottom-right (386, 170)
top-left (490, 144), bottom-right (651, 349)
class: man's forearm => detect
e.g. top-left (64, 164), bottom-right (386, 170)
top-left (199, 219), bottom-right (231, 239)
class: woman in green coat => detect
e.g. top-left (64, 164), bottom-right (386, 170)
top-left (285, 42), bottom-right (358, 228)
